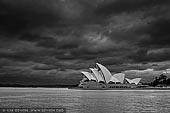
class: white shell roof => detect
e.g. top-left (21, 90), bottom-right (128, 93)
top-left (131, 78), bottom-right (141, 85)
top-left (108, 76), bottom-right (120, 83)
top-left (113, 73), bottom-right (125, 84)
top-left (125, 78), bottom-right (141, 85)
top-left (81, 71), bottom-right (97, 81)
top-left (96, 63), bottom-right (112, 83)
top-left (90, 68), bottom-right (105, 82)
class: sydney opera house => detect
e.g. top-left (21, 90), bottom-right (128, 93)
top-left (78, 63), bottom-right (142, 89)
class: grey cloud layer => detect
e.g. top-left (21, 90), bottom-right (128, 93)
top-left (0, 0), bottom-right (170, 84)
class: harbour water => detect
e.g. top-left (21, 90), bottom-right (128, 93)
top-left (0, 88), bottom-right (170, 113)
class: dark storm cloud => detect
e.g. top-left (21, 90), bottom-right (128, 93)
top-left (128, 48), bottom-right (170, 62)
top-left (0, 0), bottom-right (169, 35)
top-left (0, 0), bottom-right (170, 85)
top-left (0, 0), bottom-right (62, 34)
top-left (95, 0), bottom-right (169, 17)
top-left (0, 0), bottom-right (99, 35)
top-left (139, 19), bottom-right (170, 48)
top-left (132, 12), bottom-right (170, 62)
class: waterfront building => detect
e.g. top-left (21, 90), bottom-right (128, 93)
top-left (79, 63), bottom-right (142, 89)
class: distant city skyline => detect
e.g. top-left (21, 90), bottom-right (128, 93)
top-left (0, 0), bottom-right (170, 85)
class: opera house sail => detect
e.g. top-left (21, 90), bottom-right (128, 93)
top-left (125, 78), bottom-right (141, 85)
top-left (90, 68), bottom-right (105, 83)
top-left (113, 73), bottom-right (125, 84)
top-left (76, 63), bottom-right (145, 90)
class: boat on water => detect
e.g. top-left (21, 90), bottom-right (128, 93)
top-left (70, 63), bottom-right (170, 90)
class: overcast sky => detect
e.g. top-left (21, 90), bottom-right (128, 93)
top-left (0, 0), bottom-right (170, 85)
